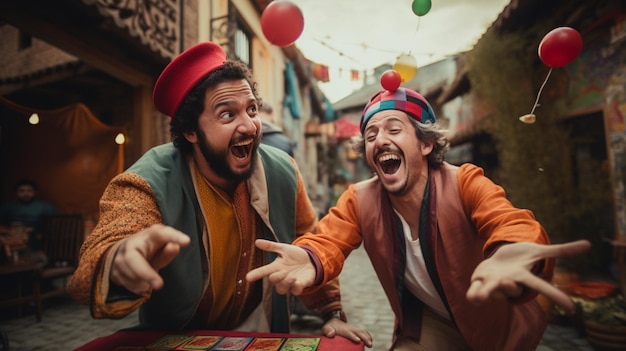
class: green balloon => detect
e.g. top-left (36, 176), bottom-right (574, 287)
top-left (412, 0), bottom-right (432, 16)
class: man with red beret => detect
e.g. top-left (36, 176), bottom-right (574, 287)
top-left (246, 84), bottom-right (591, 350)
top-left (68, 41), bottom-right (371, 346)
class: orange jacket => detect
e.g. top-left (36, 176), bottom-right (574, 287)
top-left (296, 163), bottom-right (553, 351)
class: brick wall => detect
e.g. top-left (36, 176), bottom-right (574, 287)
top-left (0, 24), bottom-right (78, 80)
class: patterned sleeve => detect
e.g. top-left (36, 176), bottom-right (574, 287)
top-left (67, 172), bottom-right (163, 318)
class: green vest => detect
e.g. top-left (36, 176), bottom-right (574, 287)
top-left (126, 143), bottom-right (295, 331)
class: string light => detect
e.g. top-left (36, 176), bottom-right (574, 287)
top-left (310, 36), bottom-right (454, 71)
top-left (115, 133), bottom-right (125, 145)
top-left (29, 113), bottom-right (39, 125)
top-left (314, 37), bottom-right (442, 58)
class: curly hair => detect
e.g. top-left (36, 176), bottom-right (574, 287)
top-left (169, 60), bottom-right (262, 154)
top-left (350, 117), bottom-right (450, 168)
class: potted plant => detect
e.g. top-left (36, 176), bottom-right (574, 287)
top-left (575, 293), bottom-right (626, 351)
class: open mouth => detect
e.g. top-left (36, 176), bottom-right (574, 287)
top-left (378, 153), bottom-right (401, 174)
top-left (231, 138), bottom-right (254, 159)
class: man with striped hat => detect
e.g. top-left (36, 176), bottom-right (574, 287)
top-left (248, 79), bottom-right (591, 350)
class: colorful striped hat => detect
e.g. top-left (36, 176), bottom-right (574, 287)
top-left (360, 88), bottom-right (436, 134)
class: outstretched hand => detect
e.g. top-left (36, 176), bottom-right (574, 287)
top-left (466, 240), bottom-right (591, 313)
top-left (245, 239), bottom-right (316, 295)
top-left (110, 224), bottom-right (190, 296)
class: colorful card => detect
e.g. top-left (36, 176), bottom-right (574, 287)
top-left (174, 335), bottom-right (224, 350)
top-left (244, 337), bottom-right (285, 351)
top-left (279, 338), bottom-right (320, 351)
top-left (211, 336), bottom-right (254, 351)
top-left (145, 334), bottom-right (194, 349)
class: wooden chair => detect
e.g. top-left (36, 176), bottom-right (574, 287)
top-left (38, 214), bottom-right (84, 308)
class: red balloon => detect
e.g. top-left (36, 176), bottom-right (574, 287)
top-left (538, 27), bottom-right (583, 68)
top-left (261, 1), bottom-right (304, 47)
top-left (380, 70), bottom-right (401, 91)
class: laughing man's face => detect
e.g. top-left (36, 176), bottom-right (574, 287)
top-left (363, 110), bottom-right (432, 195)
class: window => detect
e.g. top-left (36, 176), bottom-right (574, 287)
top-left (18, 31), bottom-right (32, 50)
top-left (233, 24), bottom-right (251, 66)
top-left (566, 111), bottom-right (607, 189)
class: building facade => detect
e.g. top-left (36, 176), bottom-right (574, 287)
top-left (0, 0), bottom-right (330, 218)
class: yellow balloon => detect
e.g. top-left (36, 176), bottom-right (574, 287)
top-left (393, 54), bottom-right (418, 82)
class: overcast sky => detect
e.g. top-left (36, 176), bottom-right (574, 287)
top-left (290, 0), bottom-right (510, 102)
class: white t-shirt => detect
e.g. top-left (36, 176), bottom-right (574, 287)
top-left (395, 209), bottom-right (451, 320)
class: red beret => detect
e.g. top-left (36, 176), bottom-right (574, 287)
top-left (152, 42), bottom-right (227, 117)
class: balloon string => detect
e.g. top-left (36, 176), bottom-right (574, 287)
top-left (530, 68), bottom-right (552, 115)
top-left (409, 17), bottom-right (421, 56)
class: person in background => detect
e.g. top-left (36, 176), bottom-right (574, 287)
top-left (259, 104), bottom-right (294, 157)
top-left (247, 85), bottom-right (591, 350)
top-left (67, 41), bottom-right (371, 347)
top-left (0, 178), bottom-right (58, 254)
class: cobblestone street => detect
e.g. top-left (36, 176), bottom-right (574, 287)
top-left (0, 246), bottom-right (594, 350)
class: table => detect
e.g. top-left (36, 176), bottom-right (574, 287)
top-left (0, 258), bottom-right (45, 322)
top-left (74, 329), bottom-right (365, 350)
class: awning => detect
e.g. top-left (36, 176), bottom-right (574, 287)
top-left (0, 96), bottom-right (124, 218)
top-left (333, 117), bottom-right (360, 140)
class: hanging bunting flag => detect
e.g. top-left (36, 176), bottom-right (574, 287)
top-left (311, 62), bottom-right (330, 82)
top-left (351, 69), bottom-right (360, 81)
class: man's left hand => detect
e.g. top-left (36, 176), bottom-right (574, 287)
top-left (466, 240), bottom-right (591, 313)
top-left (322, 318), bottom-right (373, 348)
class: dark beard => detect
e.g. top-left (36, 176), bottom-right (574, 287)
top-left (196, 128), bottom-right (258, 183)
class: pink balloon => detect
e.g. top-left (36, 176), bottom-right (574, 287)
top-left (380, 70), bottom-right (401, 91)
top-left (261, 1), bottom-right (304, 47)
top-left (538, 27), bottom-right (583, 68)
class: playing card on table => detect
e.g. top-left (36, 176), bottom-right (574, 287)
top-left (211, 336), bottom-right (254, 350)
top-left (145, 334), bottom-right (194, 349)
top-left (279, 338), bottom-right (320, 351)
top-left (243, 337), bottom-right (285, 351)
top-left (174, 335), bottom-right (223, 350)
